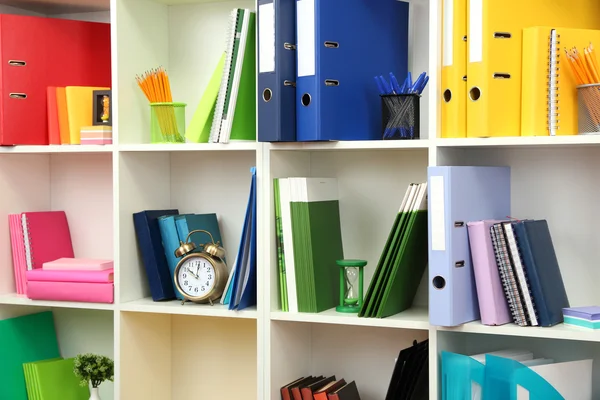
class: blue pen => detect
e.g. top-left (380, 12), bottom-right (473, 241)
top-left (375, 76), bottom-right (386, 95)
top-left (406, 72), bottom-right (412, 90)
top-left (411, 72), bottom-right (425, 94)
top-left (381, 75), bottom-right (394, 94)
top-left (417, 76), bottom-right (430, 94)
top-left (389, 72), bottom-right (402, 94)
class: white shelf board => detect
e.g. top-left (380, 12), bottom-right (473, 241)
top-left (438, 321), bottom-right (600, 342)
top-left (118, 142), bottom-right (257, 152)
top-left (435, 135), bottom-right (600, 148)
top-left (268, 139), bottom-right (430, 152)
top-left (120, 297), bottom-right (258, 318)
top-left (0, 0), bottom-right (109, 14)
top-left (0, 294), bottom-right (115, 310)
top-left (0, 145), bottom-right (113, 154)
top-left (270, 307), bottom-right (429, 330)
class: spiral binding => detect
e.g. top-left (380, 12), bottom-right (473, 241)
top-left (490, 224), bottom-right (528, 326)
top-left (21, 214), bottom-right (33, 270)
top-left (210, 9), bottom-right (242, 143)
top-left (547, 29), bottom-right (560, 135)
top-left (502, 222), bottom-right (539, 326)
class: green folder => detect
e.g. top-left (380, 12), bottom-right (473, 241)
top-left (229, 11), bottom-right (256, 141)
top-left (186, 53), bottom-right (226, 143)
top-left (0, 311), bottom-right (60, 400)
top-left (273, 179), bottom-right (289, 311)
top-left (36, 358), bottom-right (90, 400)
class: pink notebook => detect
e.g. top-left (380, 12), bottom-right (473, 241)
top-left (467, 220), bottom-right (512, 326)
top-left (8, 214), bottom-right (27, 295)
top-left (42, 258), bottom-right (113, 271)
top-left (27, 268), bottom-right (114, 283)
top-left (27, 281), bottom-right (114, 303)
top-left (22, 211), bottom-right (74, 270)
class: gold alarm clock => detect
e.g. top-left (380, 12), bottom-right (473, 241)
top-left (173, 229), bottom-right (228, 305)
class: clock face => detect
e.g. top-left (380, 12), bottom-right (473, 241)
top-left (177, 257), bottom-right (216, 298)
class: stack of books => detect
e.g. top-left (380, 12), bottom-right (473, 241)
top-left (281, 376), bottom-right (362, 400)
top-left (23, 358), bottom-right (89, 400)
top-left (26, 258), bottom-right (114, 304)
top-left (562, 306), bottom-right (600, 330)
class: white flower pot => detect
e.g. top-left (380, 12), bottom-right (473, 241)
top-left (89, 387), bottom-right (101, 400)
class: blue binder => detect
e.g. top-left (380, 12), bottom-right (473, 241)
top-left (428, 166), bottom-right (511, 327)
top-left (295, 0), bottom-right (409, 141)
top-left (257, 0), bottom-right (297, 142)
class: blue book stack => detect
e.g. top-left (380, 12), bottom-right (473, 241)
top-left (563, 306), bottom-right (600, 329)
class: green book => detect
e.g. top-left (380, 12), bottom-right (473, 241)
top-left (186, 53), bottom-right (226, 143)
top-left (35, 358), bottom-right (89, 400)
top-left (23, 358), bottom-right (63, 400)
top-left (0, 311), bottom-right (60, 400)
top-left (289, 178), bottom-right (344, 313)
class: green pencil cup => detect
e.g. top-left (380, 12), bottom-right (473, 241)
top-left (150, 102), bottom-right (187, 143)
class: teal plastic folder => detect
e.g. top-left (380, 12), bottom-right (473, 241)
top-left (158, 214), bottom-right (192, 299)
top-left (441, 351), bottom-right (485, 400)
top-left (0, 311), bottom-right (60, 400)
top-left (484, 354), bottom-right (563, 400)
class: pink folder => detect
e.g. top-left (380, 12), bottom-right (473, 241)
top-left (42, 258), bottom-right (113, 271)
top-left (27, 281), bottom-right (113, 303)
top-left (8, 214), bottom-right (27, 295)
top-left (466, 220), bottom-right (512, 326)
top-left (26, 268), bottom-right (114, 283)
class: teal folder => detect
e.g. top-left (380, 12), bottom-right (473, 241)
top-left (0, 311), bottom-right (60, 400)
top-left (174, 213), bottom-right (224, 261)
top-left (158, 214), bottom-right (192, 299)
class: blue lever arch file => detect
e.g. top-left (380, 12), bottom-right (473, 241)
top-left (295, 0), bottom-right (409, 141)
top-left (258, 0), bottom-right (297, 142)
top-left (428, 166), bottom-right (511, 327)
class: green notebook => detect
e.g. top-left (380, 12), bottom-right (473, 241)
top-left (210, 8), bottom-right (256, 143)
top-left (36, 358), bottom-right (89, 400)
top-left (273, 179), bottom-right (289, 311)
top-left (0, 311), bottom-right (60, 400)
top-left (186, 53), bottom-right (226, 143)
top-left (24, 358), bottom-right (63, 400)
top-left (289, 178), bottom-right (344, 313)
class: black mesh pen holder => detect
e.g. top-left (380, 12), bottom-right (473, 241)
top-left (380, 94), bottom-right (420, 140)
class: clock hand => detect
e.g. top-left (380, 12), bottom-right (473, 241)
top-left (186, 267), bottom-right (199, 279)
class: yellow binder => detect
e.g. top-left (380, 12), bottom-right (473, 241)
top-left (441, 0), bottom-right (467, 138)
top-left (522, 27), bottom-right (600, 136)
top-left (65, 86), bottom-right (110, 144)
top-left (466, 0), bottom-right (600, 138)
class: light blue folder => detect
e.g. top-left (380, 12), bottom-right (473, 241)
top-left (441, 351), bottom-right (485, 400)
top-left (295, 0), bottom-right (408, 141)
top-left (484, 355), bottom-right (563, 400)
top-left (158, 214), bottom-right (192, 299)
top-left (428, 166), bottom-right (511, 326)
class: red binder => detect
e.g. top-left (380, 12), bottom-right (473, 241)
top-left (0, 14), bottom-right (111, 145)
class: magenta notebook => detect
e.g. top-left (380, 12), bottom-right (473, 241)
top-left (42, 258), bottom-right (113, 271)
top-left (26, 268), bottom-right (114, 283)
top-left (27, 281), bottom-right (113, 303)
top-left (467, 220), bottom-right (512, 326)
top-left (8, 214), bottom-right (27, 295)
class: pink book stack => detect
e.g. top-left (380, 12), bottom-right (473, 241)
top-left (27, 258), bottom-right (114, 304)
top-left (8, 211), bottom-right (114, 304)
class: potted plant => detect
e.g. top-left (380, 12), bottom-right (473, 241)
top-left (73, 353), bottom-right (114, 400)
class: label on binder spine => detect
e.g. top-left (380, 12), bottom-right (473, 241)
top-left (430, 176), bottom-right (446, 251)
top-left (297, 0), bottom-right (315, 77)
top-left (258, 3), bottom-right (275, 73)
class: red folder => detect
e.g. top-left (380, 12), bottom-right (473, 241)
top-left (0, 14), bottom-right (111, 145)
top-left (47, 87), bottom-right (60, 144)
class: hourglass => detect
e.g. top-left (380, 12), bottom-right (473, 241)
top-left (335, 259), bottom-right (367, 313)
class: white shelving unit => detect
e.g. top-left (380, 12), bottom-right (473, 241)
top-left (1, 0), bottom-right (600, 399)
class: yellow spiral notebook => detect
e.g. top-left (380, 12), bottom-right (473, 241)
top-left (521, 27), bottom-right (600, 136)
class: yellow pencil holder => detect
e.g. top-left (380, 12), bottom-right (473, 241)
top-left (150, 102), bottom-right (187, 143)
